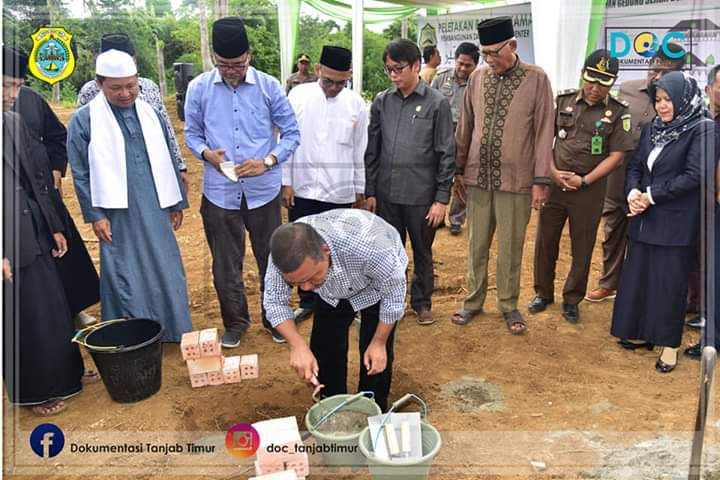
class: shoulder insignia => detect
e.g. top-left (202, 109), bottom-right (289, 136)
top-left (557, 88), bottom-right (577, 96)
top-left (609, 95), bottom-right (629, 107)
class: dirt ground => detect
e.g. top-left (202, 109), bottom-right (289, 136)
top-left (3, 101), bottom-right (719, 479)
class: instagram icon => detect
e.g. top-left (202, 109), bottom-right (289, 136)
top-left (225, 423), bottom-right (260, 458)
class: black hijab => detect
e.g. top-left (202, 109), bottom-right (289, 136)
top-left (648, 71), bottom-right (706, 147)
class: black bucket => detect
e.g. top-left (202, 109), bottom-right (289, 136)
top-left (73, 318), bottom-right (164, 403)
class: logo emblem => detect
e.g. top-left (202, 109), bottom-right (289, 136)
top-left (225, 423), bottom-right (259, 458)
top-left (30, 423), bottom-right (65, 458)
top-left (622, 114), bottom-right (631, 132)
top-left (28, 27), bottom-right (76, 85)
top-left (419, 23), bottom-right (438, 50)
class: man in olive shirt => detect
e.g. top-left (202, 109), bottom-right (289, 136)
top-left (453, 17), bottom-right (554, 334)
top-left (285, 53), bottom-right (318, 94)
top-left (586, 45), bottom-right (685, 304)
top-left (365, 39), bottom-right (455, 326)
top-left (431, 42), bottom-right (479, 235)
top-left (530, 49), bottom-right (633, 323)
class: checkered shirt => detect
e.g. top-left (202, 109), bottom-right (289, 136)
top-left (264, 209), bottom-right (408, 328)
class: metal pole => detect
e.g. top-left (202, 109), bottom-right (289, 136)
top-left (352, 0), bottom-right (364, 94)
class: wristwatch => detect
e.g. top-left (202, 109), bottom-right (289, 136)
top-left (580, 176), bottom-right (589, 189)
top-left (263, 154), bottom-right (277, 170)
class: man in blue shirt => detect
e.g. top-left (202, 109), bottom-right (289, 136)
top-left (184, 17), bottom-right (300, 347)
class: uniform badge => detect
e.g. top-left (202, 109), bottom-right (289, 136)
top-left (558, 129), bottom-right (567, 139)
top-left (416, 105), bottom-right (422, 112)
top-left (28, 26), bottom-right (76, 85)
top-left (565, 106), bottom-right (573, 112)
top-left (622, 113), bottom-right (631, 132)
top-left (605, 110), bottom-right (612, 117)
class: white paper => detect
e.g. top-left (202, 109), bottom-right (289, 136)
top-left (367, 412), bottom-right (422, 462)
top-left (219, 161), bottom-right (238, 182)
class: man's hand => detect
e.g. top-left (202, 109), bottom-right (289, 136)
top-left (3, 257), bottom-right (12, 283)
top-left (453, 175), bottom-right (466, 204)
top-left (552, 169), bottom-right (578, 192)
top-left (364, 196), bottom-right (377, 213)
top-left (235, 160), bottom-right (267, 178)
top-left (363, 339), bottom-right (388, 375)
top-left (281, 186), bottom-right (295, 209)
top-left (93, 218), bottom-right (112, 243)
top-left (425, 202), bottom-right (446, 228)
top-left (289, 341), bottom-right (320, 384)
top-left (202, 148), bottom-right (226, 169)
top-left (52, 170), bottom-right (63, 197)
top-left (565, 174), bottom-right (583, 190)
top-left (170, 211), bottom-right (183, 231)
top-left (52, 233), bottom-right (68, 258)
top-left (531, 184), bottom-right (548, 210)
top-left (353, 193), bottom-right (366, 209)
top-left (179, 171), bottom-right (189, 196)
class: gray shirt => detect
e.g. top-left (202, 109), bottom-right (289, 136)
top-left (431, 68), bottom-right (467, 125)
top-left (364, 80), bottom-right (455, 205)
top-left (264, 209), bottom-right (408, 327)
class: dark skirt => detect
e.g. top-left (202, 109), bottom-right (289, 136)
top-left (3, 251), bottom-right (84, 404)
top-left (52, 193), bottom-right (100, 316)
top-left (611, 240), bottom-right (694, 347)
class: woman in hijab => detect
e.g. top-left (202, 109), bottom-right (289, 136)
top-left (611, 71), bottom-right (715, 373)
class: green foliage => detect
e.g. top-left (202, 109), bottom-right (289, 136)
top-left (2, 0), bottom-right (397, 102)
top-left (382, 14), bottom-right (418, 42)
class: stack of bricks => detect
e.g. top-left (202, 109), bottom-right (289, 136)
top-left (181, 328), bottom-right (258, 388)
top-left (252, 417), bottom-right (309, 480)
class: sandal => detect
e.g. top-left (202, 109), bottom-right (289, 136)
top-left (82, 370), bottom-right (101, 385)
top-left (31, 399), bottom-right (67, 416)
top-left (502, 310), bottom-right (528, 335)
top-left (451, 308), bottom-right (482, 326)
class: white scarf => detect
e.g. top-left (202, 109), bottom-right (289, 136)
top-left (88, 93), bottom-right (182, 209)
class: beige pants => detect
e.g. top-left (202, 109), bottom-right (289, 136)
top-left (464, 187), bottom-right (532, 313)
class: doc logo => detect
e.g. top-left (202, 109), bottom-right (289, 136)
top-left (607, 28), bottom-right (688, 60)
top-left (30, 423), bottom-right (65, 458)
top-left (225, 423), bottom-right (259, 458)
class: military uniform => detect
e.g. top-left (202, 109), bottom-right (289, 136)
top-left (431, 67), bottom-right (468, 229)
top-left (533, 88), bottom-right (633, 306)
top-left (597, 79), bottom-right (655, 291)
top-left (285, 72), bottom-right (318, 94)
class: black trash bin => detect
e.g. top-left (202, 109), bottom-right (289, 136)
top-left (173, 63), bottom-right (194, 122)
top-left (74, 318), bottom-right (164, 403)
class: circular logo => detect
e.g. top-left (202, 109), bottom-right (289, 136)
top-left (225, 423), bottom-right (259, 458)
top-left (36, 37), bottom-right (70, 78)
top-left (634, 32), bottom-right (658, 58)
top-left (30, 423), bottom-right (65, 458)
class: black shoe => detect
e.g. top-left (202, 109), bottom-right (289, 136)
top-left (562, 303), bottom-right (579, 323)
top-left (617, 338), bottom-right (654, 351)
top-left (293, 307), bottom-right (313, 323)
top-left (221, 330), bottom-right (243, 348)
top-left (686, 315), bottom-right (706, 329)
top-left (655, 347), bottom-right (678, 373)
top-left (528, 296), bottom-right (553, 314)
top-left (684, 343), bottom-right (702, 359)
top-left (449, 224), bottom-right (462, 235)
top-left (262, 321), bottom-right (287, 344)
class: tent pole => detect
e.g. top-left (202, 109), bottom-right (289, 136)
top-left (352, 0), bottom-right (364, 94)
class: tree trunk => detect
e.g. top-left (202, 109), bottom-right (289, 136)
top-left (215, 0), bottom-right (228, 20)
top-left (199, 0), bottom-right (213, 72)
top-left (155, 36), bottom-right (167, 98)
top-left (401, 18), bottom-right (408, 39)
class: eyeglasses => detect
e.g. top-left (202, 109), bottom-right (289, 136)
top-left (215, 59), bottom-right (251, 71)
top-left (480, 41), bottom-right (510, 59)
top-left (321, 77), bottom-right (348, 88)
top-left (384, 63), bottom-right (410, 76)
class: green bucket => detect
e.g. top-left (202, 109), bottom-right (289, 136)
top-left (305, 393), bottom-right (381, 467)
top-left (358, 422), bottom-right (442, 480)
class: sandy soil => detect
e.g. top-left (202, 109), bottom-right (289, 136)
top-left (3, 102), bottom-right (718, 480)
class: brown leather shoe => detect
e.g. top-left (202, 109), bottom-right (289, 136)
top-left (585, 287), bottom-right (616, 302)
top-left (416, 309), bottom-right (435, 325)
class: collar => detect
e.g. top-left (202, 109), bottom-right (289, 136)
top-left (491, 55), bottom-right (520, 78)
top-left (575, 90), bottom-right (609, 107)
top-left (211, 66), bottom-right (257, 86)
top-left (391, 78), bottom-right (426, 98)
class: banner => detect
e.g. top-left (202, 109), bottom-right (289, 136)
top-left (598, 0), bottom-right (720, 88)
top-left (417, 3), bottom-right (534, 69)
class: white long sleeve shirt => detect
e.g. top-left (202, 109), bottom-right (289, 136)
top-left (284, 81), bottom-right (368, 204)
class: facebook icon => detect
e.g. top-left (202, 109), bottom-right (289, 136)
top-left (30, 423), bottom-right (65, 458)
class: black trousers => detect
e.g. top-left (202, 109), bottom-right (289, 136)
top-left (288, 197), bottom-right (351, 309)
top-left (310, 298), bottom-right (396, 411)
top-left (200, 194), bottom-right (281, 333)
top-left (376, 201), bottom-right (436, 312)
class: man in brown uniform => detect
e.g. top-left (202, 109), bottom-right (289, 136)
top-left (285, 53), bottom-right (318, 94)
top-left (530, 49), bottom-right (633, 323)
top-left (452, 17), bottom-right (554, 334)
top-left (586, 45), bottom-right (686, 304)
